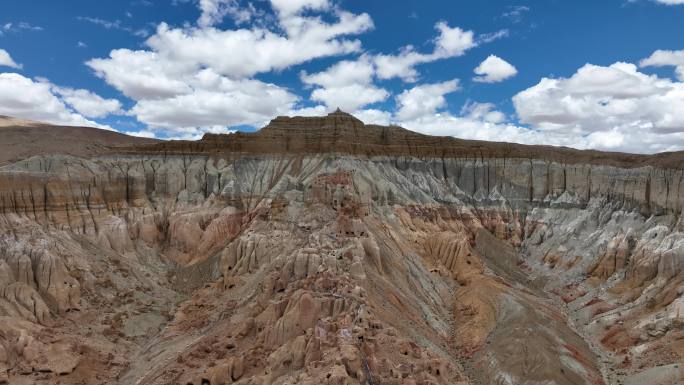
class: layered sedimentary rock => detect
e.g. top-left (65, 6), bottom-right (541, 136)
top-left (0, 111), bottom-right (683, 384)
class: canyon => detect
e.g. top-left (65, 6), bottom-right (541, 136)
top-left (0, 110), bottom-right (683, 385)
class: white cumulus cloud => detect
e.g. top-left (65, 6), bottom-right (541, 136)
top-left (374, 22), bottom-right (478, 82)
top-left (513, 61), bottom-right (684, 152)
top-left (301, 56), bottom-right (375, 87)
top-left (460, 101), bottom-right (506, 123)
top-left (86, 2), bottom-right (373, 135)
top-left (67, 0), bottom-right (684, 154)
top-left (433, 22), bottom-right (476, 57)
top-left (0, 73), bottom-right (116, 128)
top-left (54, 87), bottom-right (123, 118)
top-left (299, 19), bottom-right (491, 112)
top-left (352, 108), bottom-right (392, 126)
top-left (198, 0), bottom-right (249, 27)
top-left (141, 15), bottom-right (372, 79)
top-left (337, 59), bottom-right (684, 154)
top-left (640, 49), bottom-right (684, 80)
top-left (395, 79), bottom-right (460, 121)
top-left (301, 56), bottom-right (388, 111)
top-left (129, 71), bottom-right (298, 130)
top-left (270, 0), bottom-right (330, 16)
top-left (310, 84), bottom-right (388, 112)
top-left (473, 55), bottom-right (518, 83)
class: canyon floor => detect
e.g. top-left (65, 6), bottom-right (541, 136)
top-left (0, 112), bottom-right (683, 385)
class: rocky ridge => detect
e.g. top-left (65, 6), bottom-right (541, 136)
top-left (0, 111), bottom-right (682, 384)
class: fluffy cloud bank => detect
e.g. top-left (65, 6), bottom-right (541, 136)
top-left (53, 87), bottom-right (123, 119)
top-left (0, 72), bottom-right (118, 128)
top-left (298, 20), bottom-right (501, 113)
top-left (86, 0), bottom-right (505, 138)
top-left (301, 57), bottom-right (389, 111)
top-left (0, 48), bottom-right (121, 127)
top-left (79, 0), bottom-right (684, 153)
top-left (395, 80), bottom-right (460, 121)
top-left (512, 61), bottom-right (684, 153)
top-left (5, 1), bottom-right (684, 153)
top-left (338, 54), bottom-right (684, 154)
top-left (87, 1), bottom-right (373, 136)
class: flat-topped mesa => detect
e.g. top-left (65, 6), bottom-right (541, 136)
top-left (265, 108), bottom-right (364, 132)
top-left (120, 111), bottom-right (684, 169)
top-left (118, 110), bottom-right (521, 157)
top-left (135, 109), bottom-right (444, 156)
top-left (249, 109), bottom-right (428, 154)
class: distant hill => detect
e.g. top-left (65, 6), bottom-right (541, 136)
top-left (0, 115), bottom-right (158, 166)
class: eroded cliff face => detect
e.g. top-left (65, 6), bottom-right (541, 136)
top-left (1, 112), bottom-right (683, 385)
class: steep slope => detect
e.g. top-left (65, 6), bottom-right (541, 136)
top-left (0, 111), bottom-right (682, 385)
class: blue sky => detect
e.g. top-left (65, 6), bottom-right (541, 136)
top-left (1, 0), bottom-right (684, 153)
